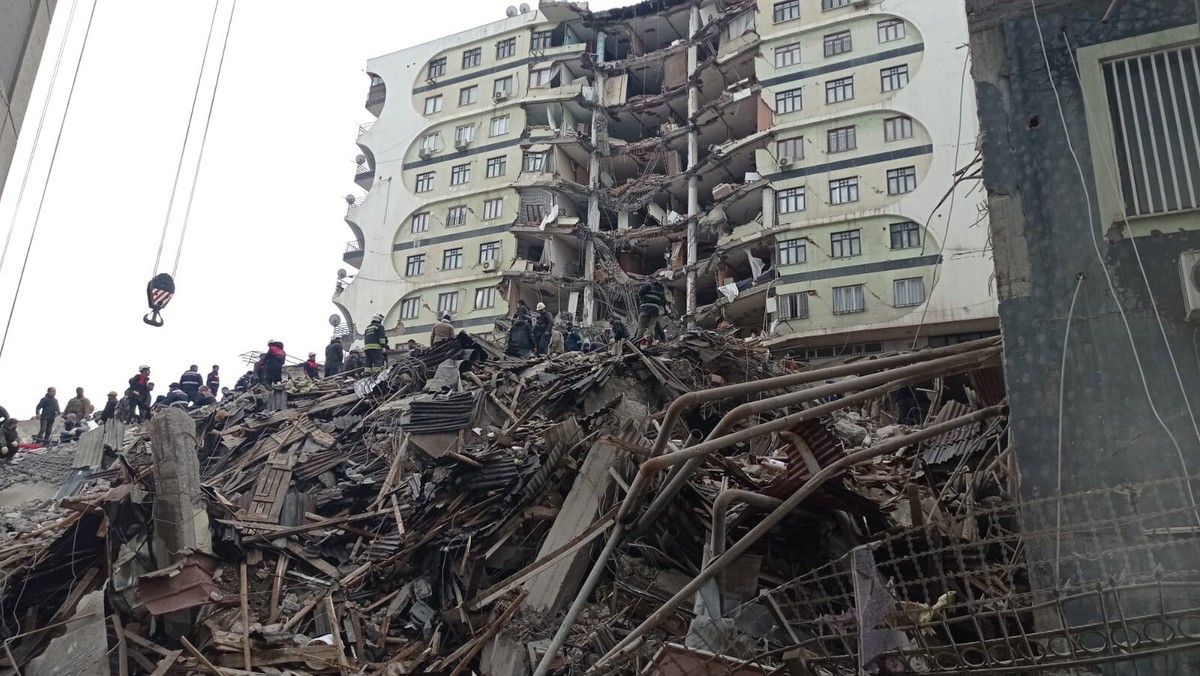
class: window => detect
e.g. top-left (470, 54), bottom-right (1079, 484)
top-left (451, 164), bottom-right (471, 185)
top-left (832, 284), bottom-right (865, 314)
top-left (822, 0), bottom-right (851, 8)
top-left (475, 287), bottom-right (497, 309)
top-left (442, 248), bottom-right (463, 270)
top-left (884, 116), bottom-right (914, 142)
top-left (775, 43), bottom-right (801, 68)
top-left (462, 47), bottom-right (481, 69)
top-left (894, 277), bottom-right (926, 307)
top-left (405, 254), bottom-right (426, 276)
top-left (437, 292), bottom-right (459, 314)
top-left (484, 198), bottom-right (503, 219)
top-left (494, 76), bottom-right (514, 98)
top-left (531, 30), bottom-right (553, 50)
top-left (878, 18), bottom-right (905, 43)
top-left (827, 126), bottom-right (857, 153)
top-left (829, 177), bottom-right (859, 204)
top-left (428, 57), bottom-right (446, 79)
top-left (1102, 45), bottom-right (1200, 216)
top-left (881, 65), bottom-right (910, 92)
top-left (424, 95), bottom-right (443, 115)
top-left (400, 297), bottom-right (421, 320)
top-left (776, 137), bottom-right (804, 161)
top-left (776, 187), bottom-right (806, 214)
top-left (778, 238), bottom-right (807, 265)
top-left (447, 205), bottom-right (467, 227)
top-left (887, 166), bottom-right (917, 194)
top-left (420, 132), bottom-right (441, 153)
top-left (486, 156), bottom-right (507, 178)
top-left (830, 229), bottom-right (862, 257)
top-left (496, 37), bottom-right (516, 59)
top-left (823, 30), bottom-right (852, 57)
top-left (490, 115), bottom-right (510, 136)
top-left (479, 241), bottom-right (501, 263)
top-left (776, 87), bottom-right (803, 114)
top-left (459, 85), bottom-right (478, 106)
top-left (826, 76), bottom-right (854, 103)
top-left (773, 0), bottom-right (800, 22)
top-left (890, 221), bottom-right (921, 249)
top-left (778, 292), bottom-right (809, 320)
top-left (454, 124), bottom-right (475, 145)
top-left (530, 68), bottom-right (553, 87)
top-left (415, 172), bottom-right (434, 193)
top-left (522, 151), bottom-right (547, 171)
top-left (411, 212), bottom-right (430, 234)
top-left (523, 203), bottom-right (544, 222)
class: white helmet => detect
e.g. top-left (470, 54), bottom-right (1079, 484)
top-left (372, 313), bottom-right (385, 322)
top-left (536, 302), bottom-right (546, 311)
top-left (139, 365), bottom-right (150, 371)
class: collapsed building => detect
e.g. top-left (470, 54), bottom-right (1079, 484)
top-left (335, 0), bottom-right (998, 356)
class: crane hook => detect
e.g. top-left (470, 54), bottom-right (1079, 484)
top-left (144, 273), bottom-right (175, 327)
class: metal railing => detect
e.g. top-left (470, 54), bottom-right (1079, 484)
top-left (345, 240), bottom-right (363, 254)
top-left (357, 121), bottom-right (374, 138)
top-left (345, 195), bottom-right (365, 215)
top-left (355, 162), bottom-right (374, 182)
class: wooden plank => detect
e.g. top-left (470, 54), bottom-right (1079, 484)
top-left (239, 564), bottom-right (251, 672)
top-left (110, 614), bottom-right (129, 676)
top-left (147, 650), bottom-right (182, 676)
top-left (210, 645), bottom-right (340, 668)
top-left (268, 555), bottom-right (288, 622)
top-left (180, 636), bottom-right (221, 676)
top-left (447, 590), bottom-right (528, 676)
top-left (285, 541), bottom-right (341, 579)
top-left (325, 596), bottom-right (350, 670)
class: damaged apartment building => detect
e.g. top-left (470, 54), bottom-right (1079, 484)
top-left (335, 0), bottom-right (998, 355)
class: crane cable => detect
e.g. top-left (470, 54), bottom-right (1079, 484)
top-left (0, 0), bottom-right (99, 363)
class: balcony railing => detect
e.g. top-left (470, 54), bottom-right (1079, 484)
top-left (357, 121), bottom-right (374, 138)
top-left (345, 195), bottom-right (365, 215)
top-left (366, 82), bottom-right (386, 110)
top-left (345, 240), bottom-right (364, 254)
top-left (355, 161), bottom-right (375, 186)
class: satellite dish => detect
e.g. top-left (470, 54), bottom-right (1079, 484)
top-left (337, 269), bottom-right (348, 279)
top-left (519, 2), bottom-right (530, 12)
top-left (344, 194), bottom-right (356, 204)
top-left (328, 314), bottom-right (342, 327)
top-left (505, 5), bottom-right (519, 16)
top-left (355, 154), bottom-right (367, 164)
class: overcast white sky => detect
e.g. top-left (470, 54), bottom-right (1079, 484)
top-left (0, 0), bottom-right (629, 415)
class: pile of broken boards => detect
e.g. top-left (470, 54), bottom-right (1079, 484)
top-left (0, 330), bottom-right (1014, 675)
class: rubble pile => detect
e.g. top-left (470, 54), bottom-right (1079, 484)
top-left (0, 332), bottom-right (1017, 674)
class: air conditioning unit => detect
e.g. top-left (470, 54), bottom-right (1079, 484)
top-left (482, 260), bottom-right (498, 272)
top-left (778, 157), bottom-right (793, 167)
top-left (418, 147), bottom-right (435, 158)
top-left (1181, 250), bottom-right (1200, 321)
top-left (454, 138), bottom-right (471, 150)
top-left (852, 0), bottom-right (870, 7)
top-left (494, 91), bottom-right (510, 102)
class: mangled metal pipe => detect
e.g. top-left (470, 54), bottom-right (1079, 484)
top-left (711, 490), bottom-right (782, 560)
top-left (591, 405), bottom-right (1007, 671)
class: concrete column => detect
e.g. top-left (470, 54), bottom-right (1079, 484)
top-left (685, 4), bottom-right (701, 328)
top-left (584, 72), bottom-right (605, 326)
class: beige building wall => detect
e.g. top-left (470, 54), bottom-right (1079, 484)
top-left (0, 0), bottom-right (57, 203)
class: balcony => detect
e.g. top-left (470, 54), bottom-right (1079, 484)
top-left (365, 75), bottom-right (385, 116)
top-left (357, 121), bottom-right (374, 138)
top-left (354, 158), bottom-right (375, 190)
top-left (343, 240), bottom-right (364, 267)
top-left (344, 194), bottom-right (365, 217)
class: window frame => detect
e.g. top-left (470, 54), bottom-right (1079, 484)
top-left (826, 126), bottom-right (857, 153)
top-left (479, 241), bottom-right (501, 263)
top-left (778, 237), bottom-right (807, 265)
top-left (522, 151), bottom-right (547, 172)
top-left (493, 76), bottom-right (514, 98)
top-left (829, 176), bottom-right (860, 204)
top-left (877, 18), bottom-right (905, 43)
top-left (410, 212), bottom-right (430, 234)
top-left (415, 172), bottom-right (435, 193)
top-left (442, 247), bottom-right (464, 270)
top-left (890, 221), bottom-right (921, 249)
top-left (424, 95), bottom-right (443, 115)
top-left (776, 186), bottom-right (806, 214)
top-left (461, 47), bottom-right (481, 69)
top-left (823, 30), bottom-right (853, 58)
top-left (405, 254), bottom-right (426, 276)
top-left (825, 76), bottom-right (854, 104)
top-left (773, 0), bottom-right (800, 23)
top-left (884, 115), bottom-right (914, 142)
top-left (830, 229), bottom-right (862, 258)
top-left (475, 286), bottom-right (497, 309)
top-left (887, 166), bottom-right (918, 195)
top-left (776, 87), bottom-right (803, 114)
top-left (446, 205), bottom-right (467, 227)
top-left (420, 132), bottom-right (441, 153)
top-left (822, 0), bottom-right (851, 9)
top-left (496, 37), bottom-right (516, 60)
top-left (484, 198), bottom-right (503, 220)
top-left (400, 297), bottom-right (421, 320)
top-left (486, 156), bottom-right (507, 178)
top-left (894, 277), bottom-right (926, 307)
top-left (774, 43), bottom-right (801, 68)
top-left (490, 115), bottom-right (510, 137)
top-left (458, 85), bottom-right (479, 107)
top-left (450, 164), bottom-right (471, 186)
top-left (530, 67), bottom-right (554, 88)
top-left (881, 64), bottom-right (910, 92)
top-left (778, 291), bottom-right (810, 320)
top-left (832, 284), bottom-right (866, 314)
top-left (437, 292), bottom-right (459, 314)
top-left (427, 57), bottom-right (446, 79)
top-left (454, 124), bottom-right (475, 145)
top-left (776, 137), bottom-right (804, 161)
top-left (531, 30), bottom-right (553, 50)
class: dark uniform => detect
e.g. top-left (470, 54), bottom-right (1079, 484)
top-left (363, 320), bottom-right (389, 373)
top-left (325, 339), bottom-right (344, 377)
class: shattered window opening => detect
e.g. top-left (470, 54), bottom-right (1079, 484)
top-left (894, 276), bottom-right (926, 307)
top-left (832, 283), bottom-right (866, 313)
top-left (822, 0), bottom-right (851, 9)
top-left (454, 124), bottom-right (475, 145)
top-left (484, 198), bottom-right (503, 220)
top-left (411, 212), bottom-right (430, 234)
top-left (776, 186), bottom-right (806, 214)
top-left (826, 76), bottom-right (854, 104)
top-left (490, 115), bottom-right (510, 137)
top-left (415, 172), bottom-right (435, 193)
top-left (887, 166), bottom-right (917, 194)
top-left (496, 37), bottom-right (516, 60)
top-left (775, 43), bottom-right (801, 68)
top-left (442, 247), bottom-right (463, 270)
top-left (884, 115), bottom-right (914, 142)
top-left (437, 291), bottom-right (459, 314)
top-left (462, 47), bottom-right (481, 69)
top-left (878, 18), bottom-right (906, 43)
top-left (450, 164), bottom-right (471, 185)
top-left (776, 87), bottom-right (803, 114)
top-left (479, 241), bottom-right (501, 263)
top-left (447, 205), bottom-right (467, 227)
top-left (522, 151), bottom-right (547, 172)
top-left (424, 95), bottom-right (443, 115)
top-left (778, 237), bottom-right (807, 265)
top-left (890, 221), bottom-right (921, 248)
top-left (405, 254), bottom-right (425, 277)
top-left (881, 64), bottom-right (910, 92)
top-left (459, 85), bottom-right (479, 107)
top-left (773, 0), bottom-right (800, 23)
top-left (829, 177), bottom-right (859, 204)
top-left (427, 57), bottom-right (446, 79)
top-left (827, 126), bottom-right (857, 153)
top-left (486, 156), bottom-right (507, 178)
top-left (823, 30), bottom-right (853, 58)
top-left (475, 286), bottom-right (497, 309)
top-left (400, 297), bottom-right (420, 319)
top-left (494, 76), bottom-right (514, 98)
top-left (531, 30), bottom-right (553, 50)
top-left (830, 229), bottom-right (862, 257)
top-left (778, 291), bottom-right (810, 319)
top-left (776, 137), bottom-right (804, 162)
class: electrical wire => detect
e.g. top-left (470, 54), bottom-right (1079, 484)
top-left (0, 0), bottom-right (99, 365)
top-left (1054, 272), bottom-right (1084, 582)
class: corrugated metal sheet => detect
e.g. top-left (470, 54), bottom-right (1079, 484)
top-left (760, 418), bottom-right (845, 500)
top-left (969, 365), bottom-right (1006, 407)
top-left (402, 392), bottom-right (479, 434)
top-left (922, 401), bottom-right (1003, 464)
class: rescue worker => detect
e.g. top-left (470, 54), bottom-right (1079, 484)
top-left (164, 383), bottom-right (191, 407)
top-left (35, 387), bottom-right (59, 444)
top-left (206, 365), bottom-right (220, 395)
top-left (98, 391), bottom-right (119, 424)
top-left (548, 324), bottom-right (565, 356)
top-left (235, 371), bottom-right (254, 391)
top-left (125, 367), bottom-right (153, 423)
top-left (507, 313), bottom-right (535, 359)
top-left (264, 340), bottom-right (287, 384)
top-left (637, 279), bottom-right (668, 343)
top-left (431, 313), bottom-right (455, 345)
top-left (514, 298), bottom-right (531, 319)
top-left (304, 353), bottom-right (320, 378)
top-left (64, 387), bottom-right (93, 420)
top-left (0, 404), bottom-right (9, 426)
top-left (363, 314), bottom-right (389, 373)
top-left (1, 418), bottom-right (19, 462)
top-left (533, 302), bottom-right (553, 355)
top-left (193, 386), bottom-right (218, 407)
top-left (564, 323), bottom-right (583, 352)
top-left (325, 337), bottom-right (344, 377)
top-left (180, 365), bottom-right (204, 401)
top-left (60, 414), bottom-right (86, 443)
top-left (343, 347), bottom-right (365, 374)
top-left (610, 317), bottom-right (630, 343)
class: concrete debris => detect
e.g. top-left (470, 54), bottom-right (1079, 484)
top-left (0, 332), bottom-right (1023, 674)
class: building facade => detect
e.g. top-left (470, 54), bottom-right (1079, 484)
top-left (0, 0), bottom-right (57, 203)
top-left (336, 0), bottom-right (997, 354)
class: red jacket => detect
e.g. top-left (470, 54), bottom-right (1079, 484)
top-left (304, 359), bottom-right (319, 377)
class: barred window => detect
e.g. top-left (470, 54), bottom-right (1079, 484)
top-left (523, 151), bottom-right (547, 171)
top-left (490, 115), bottom-right (510, 137)
top-left (484, 198), bottom-right (503, 219)
top-left (411, 212), bottom-right (430, 234)
top-left (824, 30), bottom-right (852, 58)
top-left (459, 85), bottom-right (478, 106)
top-left (531, 30), bottom-right (553, 50)
top-left (400, 297), bottom-right (421, 319)
top-left (486, 156), bottom-right (507, 178)
top-left (778, 292), bottom-right (809, 319)
top-left (894, 277), bottom-right (926, 307)
top-left (777, 187), bottom-right (806, 214)
top-left (887, 166), bottom-right (917, 194)
top-left (450, 164), bottom-right (470, 185)
top-left (442, 248), bottom-right (463, 270)
top-left (479, 241), bottom-right (501, 263)
top-left (881, 64), bottom-right (910, 92)
top-left (475, 287), bottom-right (497, 309)
top-left (884, 115), bottom-right (913, 142)
top-left (775, 43), bottom-right (801, 68)
top-left (826, 76), bottom-right (854, 103)
top-left (447, 205), bottom-right (467, 227)
top-left (829, 177), bottom-right (859, 204)
top-left (822, 0), bottom-right (851, 9)
top-left (778, 238), bottom-right (807, 265)
top-left (832, 285), bottom-right (865, 314)
top-left (415, 172), bottom-right (435, 192)
top-left (776, 87), bottom-right (803, 114)
top-left (773, 0), bottom-right (800, 23)
top-left (830, 229), bottom-right (862, 257)
top-left (890, 221), bottom-right (920, 248)
top-left (776, 137), bottom-right (804, 161)
top-left (427, 57), bottom-right (446, 79)
top-left (437, 292), bottom-right (459, 314)
top-left (827, 126), bottom-right (857, 153)
top-left (496, 37), bottom-right (516, 59)
top-left (462, 47), bottom-right (481, 69)
top-left (405, 254), bottom-right (425, 276)
top-left (878, 19), bottom-right (905, 43)
top-left (494, 76), bottom-right (514, 98)
top-left (454, 124), bottom-right (474, 145)
top-left (424, 95), bottom-right (442, 115)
